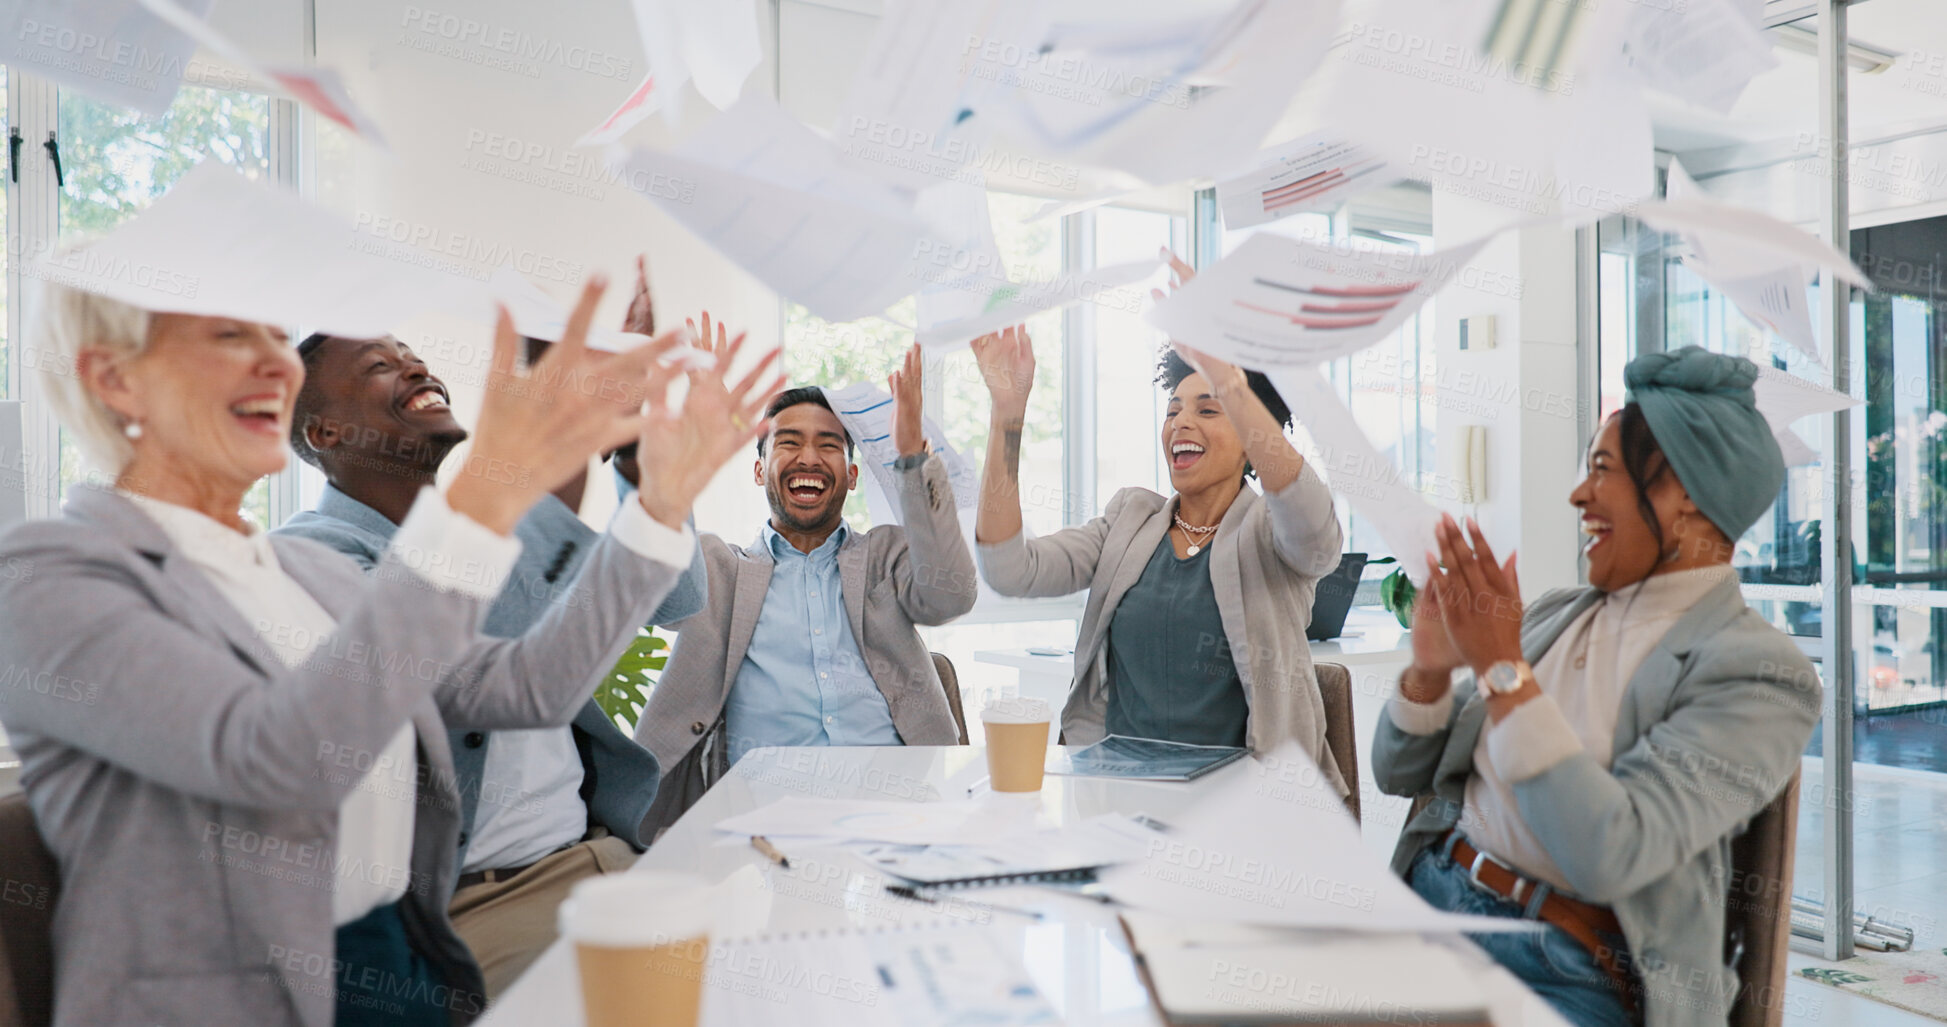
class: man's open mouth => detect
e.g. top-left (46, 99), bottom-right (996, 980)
top-left (400, 383), bottom-right (449, 414)
top-left (785, 474), bottom-right (830, 504)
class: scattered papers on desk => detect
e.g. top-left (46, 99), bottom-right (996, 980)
top-left (1145, 232), bottom-right (1487, 370)
top-left (716, 797), bottom-right (1038, 847)
top-left (821, 381), bottom-right (979, 527)
top-left (860, 813), bottom-right (1159, 888)
top-left (1271, 367), bottom-right (1441, 584)
top-left (1047, 735), bottom-right (1248, 782)
top-left (1217, 134), bottom-right (1393, 230)
top-left (708, 922), bottom-right (1056, 1026)
top-left (30, 162), bottom-right (482, 337)
top-left (1098, 745), bottom-right (1538, 934)
top-left (139, 0), bottom-right (388, 149)
top-left (5, 0), bottom-right (211, 116)
top-left (607, 96), bottom-right (935, 322)
top-left (1120, 911), bottom-right (1490, 1026)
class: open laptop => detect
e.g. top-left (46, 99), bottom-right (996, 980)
top-left (1304, 552), bottom-right (1367, 641)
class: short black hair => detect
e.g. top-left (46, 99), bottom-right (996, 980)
top-left (1154, 348), bottom-right (1293, 429)
top-left (757, 387), bottom-right (854, 457)
top-left (290, 332), bottom-right (336, 468)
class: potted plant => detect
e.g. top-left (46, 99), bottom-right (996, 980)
top-left (1371, 556), bottom-right (1417, 629)
top-left (595, 626), bottom-right (670, 732)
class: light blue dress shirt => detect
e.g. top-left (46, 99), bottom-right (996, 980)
top-left (724, 522), bottom-right (902, 764)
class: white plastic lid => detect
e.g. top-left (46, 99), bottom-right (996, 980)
top-left (557, 871), bottom-right (716, 948)
top-left (981, 695), bottom-right (1051, 724)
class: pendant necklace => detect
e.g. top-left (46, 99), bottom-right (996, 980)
top-left (1173, 514), bottom-right (1219, 556)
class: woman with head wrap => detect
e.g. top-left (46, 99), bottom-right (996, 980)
top-left (1371, 347), bottom-right (1821, 1027)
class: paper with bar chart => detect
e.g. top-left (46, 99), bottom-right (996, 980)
top-left (1145, 232), bottom-right (1485, 370)
top-left (1216, 135), bottom-right (1392, 230)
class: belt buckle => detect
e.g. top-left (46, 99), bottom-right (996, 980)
top-left (1467, 847), bottom-right (1529, 907)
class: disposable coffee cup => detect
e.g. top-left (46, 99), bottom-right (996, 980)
top-left (559, 872), bottom-right (715, 1027)
top-left (982, 696), bottom-right (1052, 792)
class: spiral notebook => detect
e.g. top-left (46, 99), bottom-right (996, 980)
top-left (706, 921), bottom-right (1057, 1026)
top-left (858, 813), bottom-right (1162, 889)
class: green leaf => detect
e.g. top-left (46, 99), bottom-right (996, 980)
top-left (595, 628), bottom-right (670, 731)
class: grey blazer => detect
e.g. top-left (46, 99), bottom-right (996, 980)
top-left (977, 463), bottom-right (1348, 795)
top-left (0, 486), bottom-right (684, 1027)
top-left (634, 454), bottom-right (976, 834)
top-left (1371, 578), bottom-right (1821, 1027)
top-left (275, 485), bottom-right (707, 858)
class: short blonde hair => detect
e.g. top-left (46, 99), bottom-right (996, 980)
top-left (29, 280), bottom-right (153, 476)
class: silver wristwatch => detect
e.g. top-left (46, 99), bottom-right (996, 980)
top-left (1482, 659), bottom-right (1531, 696)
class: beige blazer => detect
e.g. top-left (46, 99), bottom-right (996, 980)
top-left (635, 454), bottom-right (976, 832)
top-left (977, 463), bottom-right (1348, 795)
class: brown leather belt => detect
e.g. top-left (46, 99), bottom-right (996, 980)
top-left (455, 860), bottom-right (540, 892)
top-left (1442, 831), bottom-right (1638, 1013)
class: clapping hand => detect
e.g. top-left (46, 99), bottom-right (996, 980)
top-left (632, 317), bottom-right (783, 529)
top-left (624, 255), bottom-right (655, 336)
top-left (1425, 514), bottom-right (1525, 676)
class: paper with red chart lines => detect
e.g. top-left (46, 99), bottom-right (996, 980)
top-left (1216, 135), bottom-right (1393, 230)
top-left (1145, 232), bottom-right (1485, 370)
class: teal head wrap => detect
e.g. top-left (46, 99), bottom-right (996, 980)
top-left (1621, 346), bottom-right (1785, 541)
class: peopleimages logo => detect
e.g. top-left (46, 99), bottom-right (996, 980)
top-left (398, 6), bottom-right (632, 81)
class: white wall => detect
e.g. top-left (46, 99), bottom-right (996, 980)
top-left (1430, 193), bottom-right (1583, 596)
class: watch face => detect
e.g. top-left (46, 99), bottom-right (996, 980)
top-left (1486, 662), bottom-right (1522, 695)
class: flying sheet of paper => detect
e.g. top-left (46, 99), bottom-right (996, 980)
top-left (821, 381), bottom-right (978, 528)
top-left (1704, 264), bottom-right (1823, 367)
top-left (982, 0), bottom-right (1340, 187)
top-left (1591, 0), bottom-right (1776, 114)
top-left (916, 258), bottom-right (1164, 351)
top-left (1637, 176), bottom-right (1871, 290)
top-left (832, 0), bottom-right (1050, 191)
top-left (138, 0), bottom-right (388, 149)
top-left (1217, 134), bottom-right (1393, 230)
top-left (913, 181), bottom-right (1007, 331)
top-left (630, 0), bottom-right (761, 115)
top-left (1145, 232), bottom-right (1486, 371)
top-left (4, 0), bottom-right (210, 116)
top-left (1270, 368), bottom-right (1441, 584)
top-left (1098, 745), bottom-right (1536, 934)
top-left (1777, 427), bottom-right (1819, 469)
top-left (574, 72), bottom-right (665, 147)
top-left (607, 97), bottom-right (935, 322)
top-left (1327, 0), bottom-right (1653, 231)
top-left (485, 266), bottom-right (711, 364)
top-left (1752, 364), bottom-right (1858, 434)
top-left (30, 162), bottom-right (484, 338)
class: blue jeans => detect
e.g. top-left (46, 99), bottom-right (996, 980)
top-left (1408, 846), bottom-right (1637, 1027)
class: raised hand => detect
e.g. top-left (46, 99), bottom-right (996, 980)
top-left (623, 255), bottom-right (655, 335)
top-left (453, 277), bottom-right (682, 535)
top-left (633, 320), bottom-right (783, 529)
top-left (889, 343), bottom-right (926, 458)
top-left (1426, 514), bottom-right (1524, 675)
top-left (1149, 249), bottom-right (1197, 304)
top-left (971, 324), bottom-right (1034, 418)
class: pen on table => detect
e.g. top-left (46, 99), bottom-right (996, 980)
top-left (885, 884), bottom-right (1044, 921)
top-left (750, 835), bottom-right (791, 869)
top-left (966, 775), bottom-right (990, 796)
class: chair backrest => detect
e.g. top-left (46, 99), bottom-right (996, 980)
top-left (930, 652), bottom-right (970, 745)
top-left (0, 791), bottom-right (58, 1027)
top-left (1727, 770), bottom-right (1800, 1027)
top-left (1313, 662), bottom-right (1360, 823)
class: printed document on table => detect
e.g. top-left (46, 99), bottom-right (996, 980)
top-left (1145, 232), bottom-right (1486, 370)
top-left (1098, 744), bottom-right (1538, 933)
top-left (715, 797), bottom-right (1040, 847)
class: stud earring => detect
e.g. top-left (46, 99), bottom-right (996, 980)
top-left (123, 420), bottom-right (143, 440)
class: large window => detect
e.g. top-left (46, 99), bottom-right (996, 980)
top-left (49, 83), bottom-right (274, 523)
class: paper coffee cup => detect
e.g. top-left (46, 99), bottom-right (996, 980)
top-left (559, 872), bottom-right (715, 1027)
top-left (981, 696), bottom-right (1052, 792)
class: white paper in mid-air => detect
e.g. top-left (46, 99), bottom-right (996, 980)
top-left (31, 162), bottom-right (484, 338)
top-left (821, 381), bottom-right (978, 527)
top-left (607, 97), bottom-right (934, 322)
top-left (1592, 0), bottom-right (1777, 114)
top-left (1145, 232), bottom-right (1486, 371)
top-left (1098, 745), bottom-right (1537, 934)
top-left (983, 0), bottom-right (1340, 187)
top-left (913, 181), bottom-right (1007, 332)
top-left (1217, 134), bottom-right (1393, 231)
top-left (916, 258), bottom-right (1164, 351)
top-left (1637, 179), bottom-right (1871, 290)
top-left (4, 0), bottom-right (210, 116)
top-left (1706, 264), bottom-right (1823, 367)
top-left (573, 72), bottom-right (666, 148)
top-left (139, 0), bottom-right (388, 149)
top-left (484, 266), bottom-right (712, 364)
top-left (629, 0), bottom-right (761, 113)
top-left (1752, 363), bottom-right (1858, 434)
top-left (1270, 368), bottom-right (1441, 584)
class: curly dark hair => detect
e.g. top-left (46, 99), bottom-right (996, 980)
top-left (1153, 348), bottom-right (1293, 429)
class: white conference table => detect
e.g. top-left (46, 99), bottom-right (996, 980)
top-left (481, 745), bottom-right (1568, 1027)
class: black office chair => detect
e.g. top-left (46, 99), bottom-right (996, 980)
top-left (0, 791), bottom-right (58, 1027)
